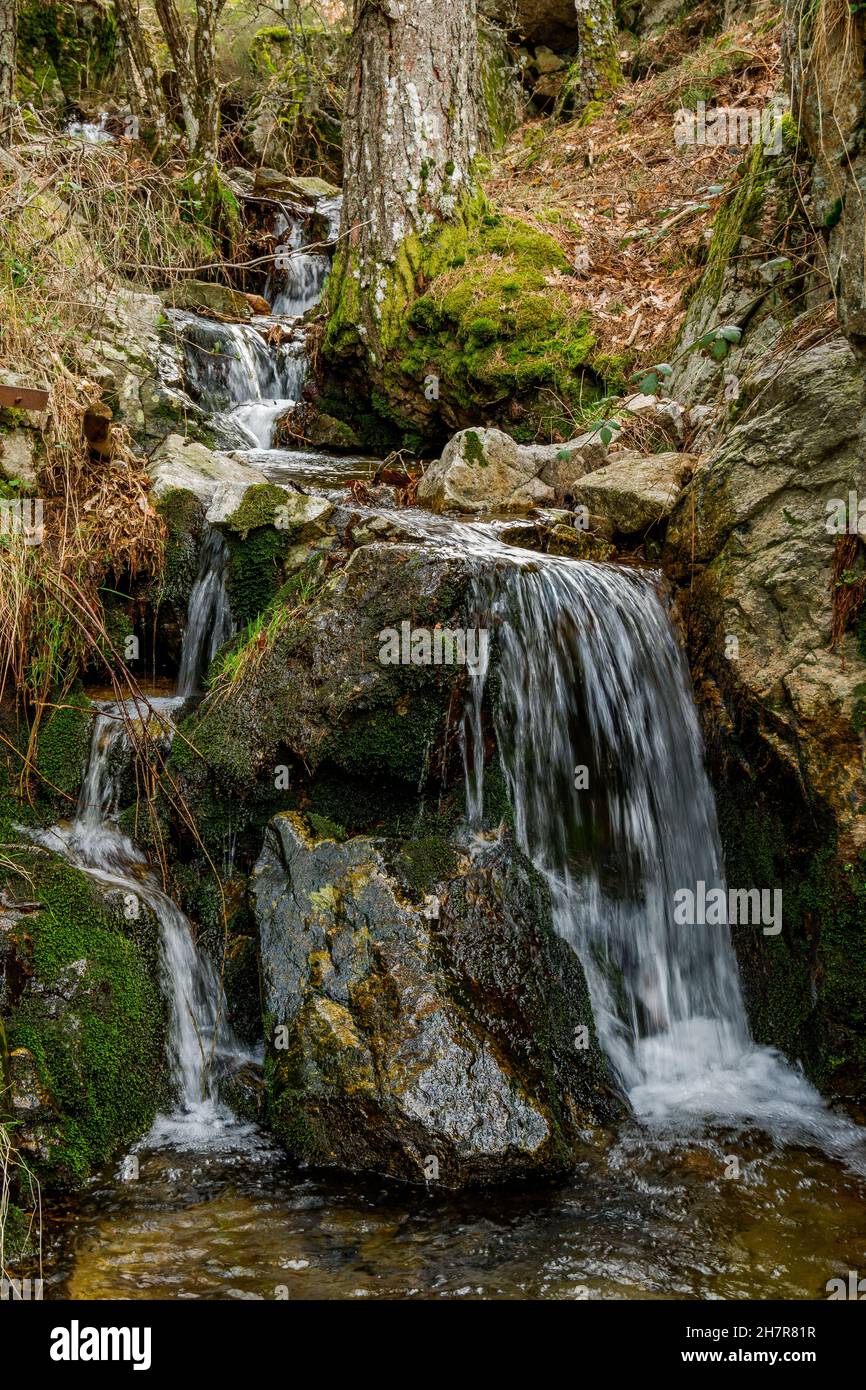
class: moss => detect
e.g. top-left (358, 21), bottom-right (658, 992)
top-left (218, 484), bottom-right (297, 627)
top-left (462, 429), bottom-right (487, 466)
top-left (154, 488), bottom-right (205, 608)
top-left (305, 812), bottom-right (347, 842)
top-left (6, 856), bottom-right (164, 1186)
top-left (17, 0), bottom-right (119, 101)
top-left (325, 200), bottom-right (609, 446)
top-left (395, 835), bottom-right (458, 898)
top-left (702, 142), bottom-right (768, 302)
top-left (717, 780), bottom-right (866, 1095)
top-left (321, 689), bottom-right (442, 785)
top-left (34, 689), bottom-right (92, 810)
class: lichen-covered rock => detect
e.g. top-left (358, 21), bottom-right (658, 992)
top-left (667, 335), bottom-right (866, 852)
top-left (253, 814), bottom-right (621, 1185)
top-left (569, 450), bottom-right (691, 535)
top-left (417, 426), bottom-right (608, 514)
top-left (149, 434), bottom-right (269, 508)
top-left (663, 334), bottom-right (866, 1099)
top-left (76, 287), bottom-right (198, 446)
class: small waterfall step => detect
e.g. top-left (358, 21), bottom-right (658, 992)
top-left (459, 548), bottom-right (865, 1158)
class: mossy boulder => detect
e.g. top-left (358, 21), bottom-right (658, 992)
top-left (254, 814), bottom-right (622, 1185)
top-left (324, 208), bottom-right (605, 448)
top-left (3, 855), bottom-right (164, 1187)
top-left (166, 540), bottom-right (476, 864)
top-left (212, 483), bottom-right (335, 627)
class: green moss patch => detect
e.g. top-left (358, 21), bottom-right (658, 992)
top-left (325, 206), bottom-right (606, 446)
top-left (6, 856), bottom-right (164, 1186)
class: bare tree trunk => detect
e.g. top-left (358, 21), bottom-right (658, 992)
top-left (0, 0), bottom-right (16, 151)
top-left (571, 0), bottom-right (619, 111)
top-left (330, 0), bottom-right (482, 365)
top-left (152, 0), bottom-right (224, 170)
top-left (114, 0), bottom-right (171, 151)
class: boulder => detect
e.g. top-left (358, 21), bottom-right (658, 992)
top-left (148, 434), bottom-right (269, 508)
top-left (666, 335), bottom-right (866, 854)
top-left (253, 815), bottom-right (621, 1186)
top-left (161, 281), bottom-right (253, 322)
top-left (570, 450), bottom-right (691, 535)
top-left (417, 427), bottom-right (607, 513)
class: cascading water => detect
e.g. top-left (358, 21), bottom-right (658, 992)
top-left (31, 698), bottom-right (250, 1146)
top-left (163, 193), bottom-right (342, 452)
top-left (459, 543), bottom-right (865, 1154)
top-left (267, 197), bottom-right (342, 317)
top-left (176, 525), bottom-right (233, 697)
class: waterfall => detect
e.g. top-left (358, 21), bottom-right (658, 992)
top-left (267, 198), bottom-right (341, 318)
top-left (160, 194), bottom-right (341, 451)
top-left (461, 551), bottom-right (854, 1135)
top-left (166, 310), bottom-right (293, 412)
top-left (30, 699), bottom-right (249, 1145)
top-left (176, 526), bottom-right (233, 697)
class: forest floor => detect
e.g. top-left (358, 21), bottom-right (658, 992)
top-left (488, 7), bottom-right (784, 370)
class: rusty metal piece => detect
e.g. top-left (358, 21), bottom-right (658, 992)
top-left (0, 384), bottom-right (50, 412)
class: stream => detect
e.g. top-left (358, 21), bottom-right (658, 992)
top-left (41, 192), bottom-right (866, 1301)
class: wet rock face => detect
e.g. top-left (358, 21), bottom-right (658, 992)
top-left (252, 815), bottom-right (621, 1186)
top-left (666, 335), bottom-right (866, 854)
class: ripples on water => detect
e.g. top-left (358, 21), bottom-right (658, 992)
top-left (52, 1119), bottom-right (866, 1301)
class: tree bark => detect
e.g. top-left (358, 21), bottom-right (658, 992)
top-left (114, 0), bottom-right (171, 151)
top-left (571, 0), bottom-right (619, 111)
top-left (152, 0), bottom-right (225, 170)
top-left (334, 0), bottom-right (482, 360)
top-left (0, 0), bottom-right (16, 151)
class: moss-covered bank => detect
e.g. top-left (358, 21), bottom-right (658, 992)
top-left (3, 855), bottom-right (165, 1186)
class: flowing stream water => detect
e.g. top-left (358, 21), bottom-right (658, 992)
top-left (43, 198), bottom-right (866, 1301)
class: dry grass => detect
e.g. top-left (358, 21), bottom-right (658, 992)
top-left (0, 367), bottom-right (165, 799)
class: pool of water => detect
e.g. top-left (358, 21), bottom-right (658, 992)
top-left (47, 1117), bottom-right (866, 1301)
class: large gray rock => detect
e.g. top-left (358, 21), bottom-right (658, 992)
top-left (417, 426), bottom-right (605, 513)
top-left (148, 434), bottom-right (269, 508)
top-left (666, 335), bottom-right (866, 853)
top-left (570, 450), bottom-right (691, 534)
top-left (76, 286), bottom-right (195, 445)
top-left (252, 815), bottom-right (621, 1186)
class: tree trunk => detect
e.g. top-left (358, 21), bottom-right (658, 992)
top-left (0, 0), bottom-right (16, 151)
top-left (571, 0), bottom-right (619, 111)
top-left (152, 0), bottom-right (224, 170)
top-left (114, 0), bottom-right (171, 151)
top-left (332, 0), bottom-right (482, 364)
